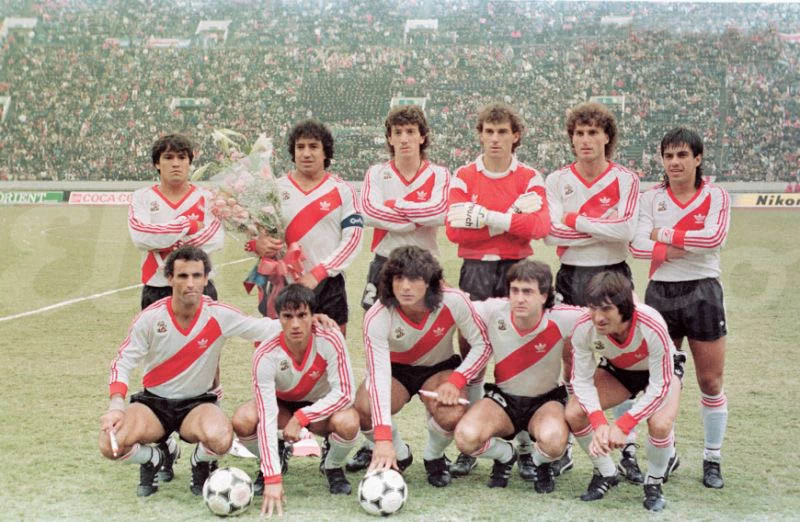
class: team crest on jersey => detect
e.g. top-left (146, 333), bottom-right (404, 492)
top-left (186, 211), bottom-right (200, 220)
top-left (150, 201), bottom-right (160, 212)
top-left (433, 327), bottom-right (445, 337)
top-left (497, 319), bottom-right (507, 331)
top-left (320, 200), bottom-right (331, 211)
top-left (694, 213), bottom-right (706, 224)
top-left (309, 369), bottom-right (321, 379)
top-left (156, 321), bottom-right (167, 334)
top-left (197, 338), bottom-right (208, 349)
top-left (564, 185), bottom-right (574, 197)
top-left (657, 201), bottom-right (667, 212)
top-left (592, 340), bottom-right (605, 352)
top-left (599, 196), bottom-right (611, 206)
top-left (635, 351), bottom-right (645, 360)
top-left (394, 326), bottom-right (406, 340)
top-left (279, 360), bottom-right (290, 371)
top-left (535, 343), bottom-right (547, 352)
top-left (382, 170), bottom-right (392, 180)
top-left (415, 190), bottom-right (428, 201)
top-left (282, 191), bottom-right (290, 201)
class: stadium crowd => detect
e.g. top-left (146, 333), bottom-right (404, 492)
top-left (0, 0), bottom-right (798, 182)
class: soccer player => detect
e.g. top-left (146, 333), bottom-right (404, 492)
top-left (436, 260), bottom-right (582, 492)
top-left (630, 128), bottom-right (731, 489)
top-left (348, 105), bottom-right (450, 472)
top-left (98, 247), bottom-right (301, 497)
top-left (355, 246), bottom-right (490, 488)
top-left (128, 134), bottom-right (224, 309)
top-left (445, 102), bottom-right (551, 476)
top-left (230, 284), bottom-right (359, 517)
top-left (544, 102), bottom-right (641, 480)
top-left (566, 271), bottom-right (683, 512)
top-left (253, 119), bottom-right (363, 335)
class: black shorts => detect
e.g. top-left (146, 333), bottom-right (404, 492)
top-left (484, 384), bottom-right (568, 438)
top-left (130, 389), bottom-right (218, 442)
top-left (598, 354), bottom-right (686, 399)
top-left (277, 399), bottom-right (313, 415)
top-left (361, 254), bottom-right (388, 311)
top-left (645, 278), bottom-right (727, 342)
top-left (555, 262), bottom-right (632, 306)
top-left (141, 280), bottom-right (217, 310)
top-left (314, 274), bottom-right (348, 326)
top-left (459, 259), bottom-right (522, 301)
top-left (391, 354), bottom-right (462, 398)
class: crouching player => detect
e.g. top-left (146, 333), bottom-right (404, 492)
top-left (566, 272), bottom-right (683, 512)
top-left (99, 246), bottom-right (288, 497)
top-left (436, 260), bottom-right (582, 492)
top-left (356, 246), bottom-right (490, 487)
top-left (230, 284), bottom-right (359, 516)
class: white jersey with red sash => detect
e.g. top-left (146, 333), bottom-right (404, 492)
top-left (363, 288), bottom-right (489, 440)
top-left (128, 184), bottom-right (224, 286)
top-left (570, 304), bottom-right (677, 433)
top-left (277, 173), bottom-right (363, 283)
top-left (108, 296), bottom-right (279, 400)
top-left (450, 301), bottom-right (583, 397)
top-left (545, 162), bottom-right (639, 266)
top-left (253, 327), bottom-right (355, 484)
top-left (446, 155), bottom-right (550, 261)
top-left (361, 160), bottom-right (449, 258)
top-left (630, 182), bottom-right (730, 280)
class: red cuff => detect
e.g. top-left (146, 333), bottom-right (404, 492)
top-left (384, 199), bottom-right (396, 209)
top-left (293, 410), bottom-right (311, 427)
top-left (374, 425), bottom-right (393, 441)
top-left (672, 229), bottom-right (687, 248)
top-left (615, 412), bottom-right (638, 435)
top-left (109, 382), bottom-right (128, 399)
top-left (588, 411), bottom-right (608, 430)
top-left (187, 219), bottom-right (200, 235)
top-left (447, 372), bottom-right (467, 390)
top-left (564, 212), bottom-right (579, 229)
top-left (263, 474), bottom-right (282, 485)
top-left (310, 265), bottom-right (328, 283)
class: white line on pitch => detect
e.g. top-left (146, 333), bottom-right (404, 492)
top-left (0, 257), bottom-right (254, 323)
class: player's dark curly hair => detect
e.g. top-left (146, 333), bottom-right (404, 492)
top-left (164, 246), bottom-right (211, 278)
top-left (566, 102), bottom-right (618, 159)
top-left (506, 260), bottom-right (555, 310)
top-left (151, 134), bottom-right (194, 166)
top-left (378, 246), bottom-right (443, 311)
top-left (275, 283), bottom-right (316, 314)
top-left (384, 105), bottom-right (430, 159)
top-left (661, 127), bottom-right (704, 189)
top-left (585, 271), bottom-right (635, 322)
top-left (287, 119), bottom-right (334, 169)
top-left (476, 103), bottom-right (525, 153)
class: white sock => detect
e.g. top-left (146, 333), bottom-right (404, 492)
top-left (701, 391), bottom-right (728, 462)
top-left (473, 437), bottom-right (514, 463)
top-left (325, 432), bottom-right (359, 470)
top-left (192, 443), bottom-right (220, 464)
top-left (645, 433), bottom-right (674, 484)
top-left (122, 443), bottom-right (161, 466)
top-left (515, 431), bottom-right (534, 455)
top-left (575, 429), bottom-right (616, 477)
top-left (391, 424), bottom-right (410, 460)
top-left (238, 433), bottom-right (260, 459)
top-left (424, 417), bottom-right (453, 460)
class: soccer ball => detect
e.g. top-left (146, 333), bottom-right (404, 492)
top-left (202, 467), bottom-right (254, 517)
top-left (358, 469), bottom-right (408, 516)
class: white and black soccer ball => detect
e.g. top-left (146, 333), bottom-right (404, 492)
top-left (358, 469), bottom-right (408, 516)
top-left (202, 467), bottom-right (254, 517)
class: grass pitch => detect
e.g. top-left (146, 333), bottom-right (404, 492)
top-left (1, 206), bottom-right (798, 521)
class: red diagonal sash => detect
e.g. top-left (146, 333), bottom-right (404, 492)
top-left (277, 353), bottom-right (327, 402)
top-left (494, 321), bottom-right (562, 383)
top-left (390, 307), bottom-right (455, 364)
top-left (179, 197), bottom-right (205, 222)
top-left (608, 339), bottom-right (648, 369)
top-left (559, 179), bottom-right (620, 258)
top-left (143, 317), bottom-right (222, 388)
top-left (285, 188), bottom-right (341, 245)
top-left (650, 194), bottom-right (711, 277)
top-left (371, 174), bottom-right (436, 251)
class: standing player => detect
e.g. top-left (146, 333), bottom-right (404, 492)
top-left (566, 272), bottom-right (682, 512)
top-left (355, 246), bottom-right (490, 488)
top-left (128, 134), bottom-right (224, 309)
top-left (544, 102), bottom-right (641, 480)
top-left (99, 247), bottom-right (285, 497)
top-left (230, 284), bottom-right (359, 517)
top-left (630, 128), bottom-right (730, 489)
top-left (436, 260), bottom-right (582, 493)
top-left (254, 120), bottom-right (363, 335)
top-left (445, 103), bottom-right (551, 476)
top-left (349, 105), bottom-right (450, 472)
top-left (127, 137), bottom-right (225, 484)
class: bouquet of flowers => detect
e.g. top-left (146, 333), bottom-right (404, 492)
top-left (193, 129), bottom-right (304, 318)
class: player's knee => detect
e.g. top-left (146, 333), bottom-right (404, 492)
top-left (454, 422), bottom-right (482, 454)
top-left (205, 423), bottom-right (234, 454)
top-left (697, 374), bottom-right (723, 396)
top-left (536, 425), bottom-right (568, 454)
top-left (646, 415), bottom-right (673, 439)
top-left (231, 409), bottom-right (257, 437)
top-left (331, 409), bottom-right (360, 440)
top-left (564, 401), bottom-right (586, 430)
